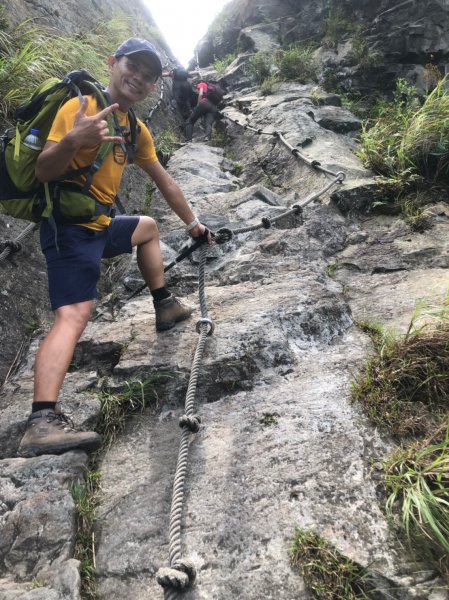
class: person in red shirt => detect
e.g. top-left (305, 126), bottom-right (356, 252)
top-left (185, 80), bottom-right (222, 142)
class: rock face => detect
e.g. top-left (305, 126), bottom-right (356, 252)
top-left (1, 2), bottom-right (449, 600)
top-left (195, 0), bottom-right (449, 95)
top-left (1, 0), bottom-right (160, 37)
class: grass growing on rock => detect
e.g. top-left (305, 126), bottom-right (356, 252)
top-left (290, 529), bottom-right (371, 599)
top-left (97, 374), bottom-right (173, 447)
top-left (358, 77), bottom-right (449, 188)
top-left (352, 305), bottom-right (449, 438)
top-left (72, 470), bottom-right (102, 600)
top-left (384, 423), bottom-right (449, 570)
top-left (353, 300), bottom-right (449, 577)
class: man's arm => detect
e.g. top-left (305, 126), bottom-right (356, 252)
top-left (35, 100), bottom-right (123, 182)
top-left (140, 160), bottom-right (208, 239)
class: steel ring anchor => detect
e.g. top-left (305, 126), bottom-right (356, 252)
top-left (196, 318), bottom-right (215, 335)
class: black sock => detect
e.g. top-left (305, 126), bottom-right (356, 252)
top-left (151, 287), bottom-right (171, 302)
top-left (32, 402), bottom-right (57, 413)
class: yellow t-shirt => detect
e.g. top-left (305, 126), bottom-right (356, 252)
top-left (47, 95), bottom-right (158, 230)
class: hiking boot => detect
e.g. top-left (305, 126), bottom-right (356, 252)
top-left (17, 409), bottom-right (102, 457)
top-left (154, 294), bottom-right (193, 331)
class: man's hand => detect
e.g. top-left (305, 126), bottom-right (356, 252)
top-left (190, 223), bottom-right (214, 245)
top-left (68, 98), bottom-right (124, 149)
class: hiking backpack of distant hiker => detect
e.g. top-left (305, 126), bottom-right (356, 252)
top-left (0, 69), bottom-right (138, 224)
top-left (172, 67), bottom-right (189, 81)
top-left (204, 81), bottom-right (224, 106)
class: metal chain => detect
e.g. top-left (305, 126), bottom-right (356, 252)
top-left (223, 113), bottom-right (347, 181)
top-left (0, 222), bottom-right (38, 263)
top-left (145, 78), bottom-right (166, 125)
top-left (157, 245), bottom-right (214, 598)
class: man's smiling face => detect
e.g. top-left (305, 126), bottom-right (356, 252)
top-left (107, 54), bottom-right (157, 110)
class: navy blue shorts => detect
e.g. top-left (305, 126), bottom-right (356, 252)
top-left (40, 216), bottom-right (140, 310)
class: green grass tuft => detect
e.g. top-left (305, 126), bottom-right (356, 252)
top-left (0, 16), bottom-right (132, 119)
top-left (384, 422), bottom-right (449, 570)
top-left (351, 302), bottom-right (449, 438)
top-left (290, 528), bottom-right (371, 599)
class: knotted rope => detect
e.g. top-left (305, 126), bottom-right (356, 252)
top-left (156, 245), bottom-right (213, 598)
top-left (0, 222), bottom-right (38, 263)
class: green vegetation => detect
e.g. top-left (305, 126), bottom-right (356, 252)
top-left (260, 74), bottom-right (281, 96)
top-left (0, 16), bottom-right (132, 120)
top-left (0, 6), bottom-right (9, 31)
top-left (290, 529), bottom-right (371, 599)
top-left (359, 78), bottom-right (449, 185)
top-left (97, 375), bottom-right (173, 447)
top-left (384, 424), bottom-right (449, 565)
top-left (322, 4), bottom-right (356, 49)
top-left (72, 470), bottom-right (102, 599)
top-left (274, 44), bottom-right (317, 83)
top-left (350, 28), bottom-right (380, 70)
top-left (260, 412), bottom-right (279, 426)
top-left (153, 126), bottom-right (179, 156)
top-left (353, 299), bottom-right (449, 577)
top-left (248, 43), bottom-right (317, 89)
top-left (249, 50), bottom-right (272, 84)
top-left (351, 302), bottom-right (449, 438)
top-left (213, 53), bottom-right (236, 74)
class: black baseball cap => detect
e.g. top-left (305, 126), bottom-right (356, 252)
top-left (114, 38), bottom-right (162, 78)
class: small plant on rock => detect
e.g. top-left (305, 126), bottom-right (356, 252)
top-left (322, 4), bottom-right (356, 49)
top-left (384, 423), bottom-right (449, 570)
top-left (290, 528), bottom-right (371, 599)
top-left (214, 53), bottom-right (236, 74)
top-left (274, 44), bottom-right (317, 83)
top-left (249, 50), bottom-right (273, 83)
top-left (351, 301), bottom-right (449, 438)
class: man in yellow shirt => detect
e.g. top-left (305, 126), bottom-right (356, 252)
top-left (18, 38), bottom-right (209, 457)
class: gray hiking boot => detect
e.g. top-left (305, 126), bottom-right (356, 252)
top-left (154, 294), bottom-right (193, 331)
top-left (18, 409), bottom-right (102, 457)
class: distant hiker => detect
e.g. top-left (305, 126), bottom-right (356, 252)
top-left (185, 79), bottom-right (224, 143)
top-left (18, 38), bottom-right (211, 458)
top-left (163, 67), bottom-right (198, 120)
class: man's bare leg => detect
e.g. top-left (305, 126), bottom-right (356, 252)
top-left (34, 300), bottom-right (93, 401)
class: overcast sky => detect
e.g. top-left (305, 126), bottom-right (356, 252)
top-left (147, 0), bottom-right (231, 66)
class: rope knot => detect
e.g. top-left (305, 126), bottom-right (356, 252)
top-left (261, 217), bottom-right (272, 229)
top-left (272, 130), bottom-right (281, 138)
top-left (0, 240), bottom-right (22, 254)
top-left (215, 228), bottom-right (233, 244)
top-left (257, 128), bottom-right (263, 135)
top-left (156, 559), bottom-right (197, 590)
top-left (179, 414), bottom-right (201, 433)
top-left (311, 160), bottom-right (321, 169)
top-left (291, 148), bottom-right (300, 157)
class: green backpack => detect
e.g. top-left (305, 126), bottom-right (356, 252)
top-left (0, 69), bottom-right (138, 224)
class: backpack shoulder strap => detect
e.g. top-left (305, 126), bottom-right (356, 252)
top-left (126, 108), bottom-right (140, 164)
top-left (76, 82), bottom-right (115, 194)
